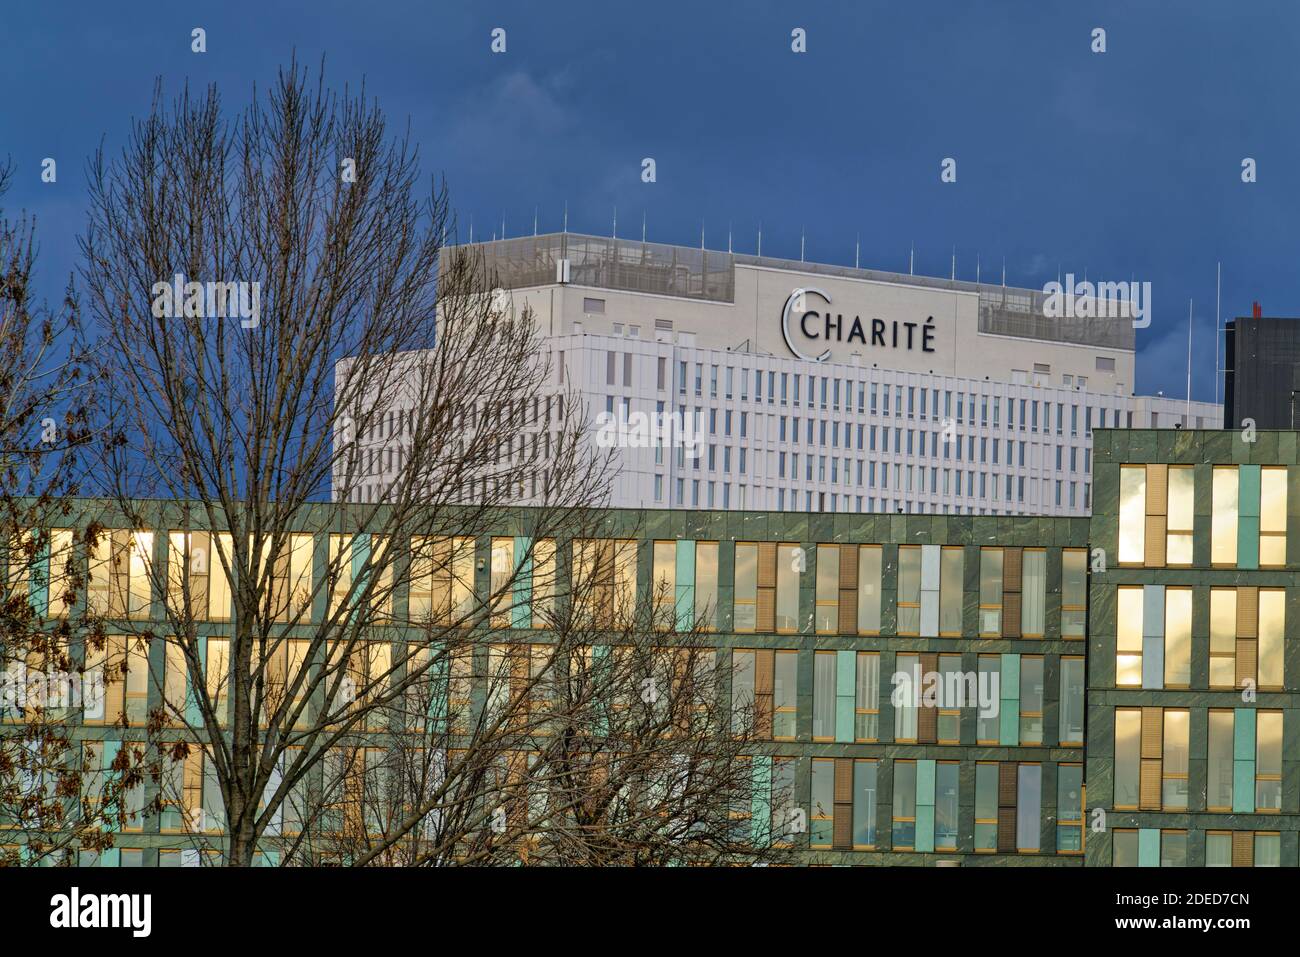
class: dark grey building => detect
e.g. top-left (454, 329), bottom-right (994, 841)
top-left (1225, 312), bottom-right (1300, 429)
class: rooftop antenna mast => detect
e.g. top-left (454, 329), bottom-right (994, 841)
top-left (976, 253), bottom-right (981, 284)
top-left (855, 233), bottom-right (860, 269)
top-left (909, 242), bottom-right (914, 275)
top-left (642, 211), bottom-right (647, 243)
top-left (1214, 261), bottom-right (1222, 405)
top-left (562, 201), bottom-right (568, 233)
top-left (951, 246), bottom-right (956, 281)
top-left (1186, 298), bottom-right (1194, 421)
top-left (1002, 257), bottom-right (1006, 287)
top-left (757, 222), bottom-right (763, 258)
top-left (800, 227), bottom-right (806, 262)
top-left (700, 220), bottom-right (705, 251)
top-left (469, 214), bottom-right (474, 245)
top-left (612, 206), bottom-right (617, 239)
top-left (533, 206), bottom-right (538, 236)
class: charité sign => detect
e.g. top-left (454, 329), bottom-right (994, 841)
top-left (781, 287), bottom-right (936, 363)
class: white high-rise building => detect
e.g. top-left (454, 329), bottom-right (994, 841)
top-left (340, 232), bottom-right (1220, 516)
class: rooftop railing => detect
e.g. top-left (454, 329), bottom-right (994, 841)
top-left (443, 232), bottom-right (1136, 352)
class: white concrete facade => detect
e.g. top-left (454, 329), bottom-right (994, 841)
top-left (340, 233), bottom-right (1221, 516)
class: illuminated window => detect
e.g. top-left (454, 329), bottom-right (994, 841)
top-left (1115, 586), bottom-right (1143, 687)
top-left (207, 637), bottom-right (230, 728)
top-left (1210, 588), bottom-right (1237, 688)
top-left (330, 534), bottom-right (391, 621)
top-left (1166, 466), bottom-right (1194, 564)
top-left (1114, 708), bottom-right (1141, 810)
top-left (1259, 588), bottom-right (1285, 689)
top-left (530, 539), bottom-right (557, 628)
top-left (84, 635), bottom-right (148, 728)
top-left (694, 543), bottom-right (720, 631)
top-left (572, 539), bottom-right (637, 629)
top-left (651, 541), bottom-right (676, 628)
top-left (1211, 466), bottom-right (1239, 565)
top-left (1260, 467), bottom-right (1287, 566)
top-left (253, 534), bottom-right (312, 623)
top-left (90, 530), bottom-right (155, 620)
top-left (1164, 587), bottom-right (1191, 688)
top-left (733, 543), bottom-right (757, 632)
top-left (167, 531), bottom-right (233, 622)
top-left (1211, 587), bottom-right (1285, 690)
top-left (1118, 465), bottom-right (1146, 563)
top-left (1207, 710), bottom-right (1234, 811)
top-left (1163, 709), bottom-right (1189, 811)
top-left (409, 536), bottom-right (475, 625)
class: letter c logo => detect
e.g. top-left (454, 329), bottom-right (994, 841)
top-left (782, 288), bottom-right (832, 362)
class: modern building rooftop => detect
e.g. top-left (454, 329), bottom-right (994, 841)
top-left (445, 231), bottom-right (1138, 352)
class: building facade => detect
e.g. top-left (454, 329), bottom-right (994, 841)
top-left (1086, 429), bottom-right (1300, 866)
top-left (6, 431), bottom-right (1299, 867)
top-left (342, 233), bottom-right (1221, 514)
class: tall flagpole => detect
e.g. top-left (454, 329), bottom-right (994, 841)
top-left (1214, 262), bottom-right (1221, 406)
top-left (1186, 298), bottom-right (1194, 421)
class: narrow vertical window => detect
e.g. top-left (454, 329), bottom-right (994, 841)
top-left (1061, 548), bottom-right (1086, 638)
top-left (857, 545), bottom-right (882, 634)
top-left (1118, 465), bottom-right (1146, 563)
top-left (1164, 587), bottom-right (1192, 688)
top-left (1260, 467), bottom-right (1287, 566)
top-left (815, 545), bottom-right (838, 633)
top-left (1115, 586), bottom-right (1143, 687)
top-left (979, 547), bottom-right (1003, 636)
top-left (1211, 466), bottom-right (1239, 565)
top-left (1166, 466), bottom-right (1194, 564)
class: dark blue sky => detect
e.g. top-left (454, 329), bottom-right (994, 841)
top-left (3, 0), bottom-right (1298, 403)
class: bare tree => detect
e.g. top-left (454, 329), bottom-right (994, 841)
top-left (75, 61), bottom-right (768, 867)
top-left (0, 162), bottom-right (145, 865)
top-left (278, 543), bottom-right (789, 867)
